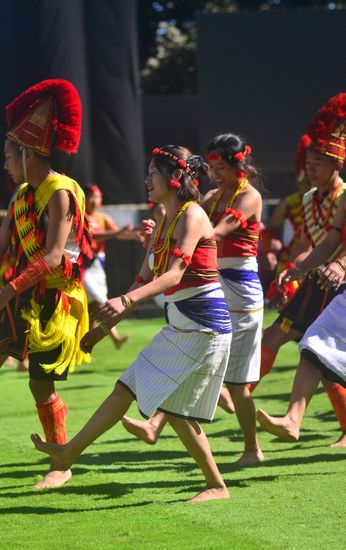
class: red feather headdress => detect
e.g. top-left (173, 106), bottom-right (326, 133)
top-left (306, 93), bottom-right (346, 163)
top-left (6, 79), bottom-right (82, 156)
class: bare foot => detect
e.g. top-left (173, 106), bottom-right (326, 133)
top-left (4, 356), bottom-right (15, 367)
top-left (34, 469), bottom-right (72, 489)
top-left (218, 387), bottom-right (235, 414)
top-left (31, 433), bottom-right (73, 471)
top-left (187, 486), bottom-right (230, 503)
top-left (331, 432), bottom-right (346, 448)
top-left (114, 335), bottom-right (129, 350)
top-left (121, 416), bottom-right (158, 445)
top-left (257, 409), bottom-right (299, 441)
top-left (232, 449), bottom-right (265, 467)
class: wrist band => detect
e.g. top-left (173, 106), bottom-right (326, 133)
top-left (121, 294), bottom-right (134, 311)
top-left (9, 258), bottom-right (51, 294)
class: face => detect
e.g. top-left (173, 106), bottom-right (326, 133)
top-left (305, 149), bottom-right (337, 188)
top-left (4, 139), bottom-right (25, 184)
top-left (145, 159), bottom-right (170, 203)
top-left (208, 155), bottom-right (238, 189)
top-left (85, 190), bottom-right (102, 214)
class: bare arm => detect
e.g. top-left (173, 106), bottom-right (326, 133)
top-left (213, 186), bottom-right (262, 241)
top-left (0, 206), bottom-right (12, 264)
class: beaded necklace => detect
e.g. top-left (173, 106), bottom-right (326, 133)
top-left (150, 200), bottom-right (195, 277)
top-left (208, 178), bottom-right (248, 226)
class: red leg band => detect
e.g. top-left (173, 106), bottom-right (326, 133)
top-left (325, 384), bottom-right (346, 431)
top-left (248, 346), bottom-right (277, 393)
top-left (36, 394), bottom-right (68, 444)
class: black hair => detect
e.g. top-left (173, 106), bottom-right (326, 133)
top-left (152, 145), bottom-right (208, 202)
top-left (206, 133), bottom-right (263, 193)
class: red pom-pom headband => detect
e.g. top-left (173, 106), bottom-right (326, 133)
top-left (152, 147), bottom-right (199, 186)
top-left (206, 145), bottom-right (252, 163)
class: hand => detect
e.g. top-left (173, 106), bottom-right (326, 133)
top-left (80, 326), bottom-right (106, 354)
top-left (140, 219), bottom-right (156, 237)
top-left (317, 262), bottom-right (345, 290)
top-left (277, 267), bottom-right (303, 287)
top-left (93, 296), bottom-right (126, 326)
top-left (0, 285), bottom-right (15, 311)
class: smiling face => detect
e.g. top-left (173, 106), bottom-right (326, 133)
top-left (208, 155), bottom-right (239, 189)
top-left (145, 159), bottom-right (171, 203)
top-left (305, 148), bottom-right (338, 189)
top-left (4, 139), bottom-right (25, 184)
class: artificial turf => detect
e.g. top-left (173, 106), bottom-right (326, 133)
top-left (0, 312), bottom-right (345, 549)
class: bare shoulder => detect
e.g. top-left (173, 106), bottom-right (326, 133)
top-left (243, 183), bottom-right (262, 204)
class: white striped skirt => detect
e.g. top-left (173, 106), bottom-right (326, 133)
top-left (219, 257), bottom-right (264, 384)
top-left (118, 299), bottom-right (232, 422)
top-left (299, 290), bottom-right (346, 386)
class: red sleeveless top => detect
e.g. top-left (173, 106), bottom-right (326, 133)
top-left (153, 237), bottom-right (219, 296)
top-left (215, 215), bottom-right (261, 258)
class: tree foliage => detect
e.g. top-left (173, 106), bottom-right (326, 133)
top-left (137, 0), bottom-right (346, 94)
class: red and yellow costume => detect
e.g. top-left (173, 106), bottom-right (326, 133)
top-left (0, 79), bottom-right (92, 445)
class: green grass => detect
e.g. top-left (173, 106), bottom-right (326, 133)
top-left (0, 312), bottom-right (345, 549)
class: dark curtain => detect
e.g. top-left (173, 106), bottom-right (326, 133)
top-left (0, 0), bottom-right (145, 208)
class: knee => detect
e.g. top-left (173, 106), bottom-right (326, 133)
top-left (113, 381), bottom-right (133, 401)
top-left (28, 379), bottom-right (55, 403)
top-left (227, 383), bottom-right (249, 400)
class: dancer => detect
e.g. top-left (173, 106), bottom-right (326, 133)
top-left (250, 93), bottom-right (346, 447)
top-left (257, 181), bottom-right (346, 441)
top-left (261, 134), bottom-right (311, 305)
top-left (123, 133), bottom-right (264, 464)
top-left (31, 145), bottom-right (233, 503)
top-left (84, 184), bottom-right (139, 350)
top-left (0, 79), bottom-right (92, 487)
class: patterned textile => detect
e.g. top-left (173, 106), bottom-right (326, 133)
top-left (0, 174), bottom-right (92, 374)
top-left (219, 257), bottom-right (264, 384)
top-left (303, 181), bottom-right (345, 247)
top-left (300, 289), bottom-right (346, 385)
top-left (119, 290), bottom-right (231, 422)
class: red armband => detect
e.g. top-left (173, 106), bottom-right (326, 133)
top-left (225, 208), bottom-right (247, 228)
top-left (9, 258), bottom-right (52, 294)
top-left (171, 247), bottom-right (191, 266)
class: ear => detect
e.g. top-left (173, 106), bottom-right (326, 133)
top-left (25, 147), bottom-right (35, 164)
top-left (174, 168), bottom-right (184, 180)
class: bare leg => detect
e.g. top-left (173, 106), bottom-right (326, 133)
top-left (248, 324), bottom-right (302, 393)
top-left (122, 411), bottom-right (167, 444)
top-left (166, 414), bottom-right (230, 503)
top-left (217, 386), bottom-right (235, 414)
top-left (109, 327), bottom-right (129, 350)
top-left (227, 383), bottom-right (264, 465)
top-left (17, 355), bottom-right (29, 371)
top-left (31, 382), bottom-right (134, 471)
top-left (257, 358), bottom-right (321, 440)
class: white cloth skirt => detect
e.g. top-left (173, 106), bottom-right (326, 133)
top-left (219, 257), bottom-right (264, 384)
top-left (84, 256), bottom-right (108, 304)
top-left (119, 297), bottom-right (232, 422)
top-left (299, 290), bottom-right (346, 385)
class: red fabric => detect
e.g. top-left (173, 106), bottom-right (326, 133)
top-left (216, 219), bottom-right (261, 257)
top-left (36, 394), bottom-right (67, 444)
top-left (325, 384), bottom-right (346, 431)
top-left (9, 258), bottom-right (51, 294)
top-left (306, 93), bottom-right (346, 162)
top-left (163, 237), bottom-right (219, 295)
top-left (247, 346), bottom-right (277, 393)
top-left (6, 79), bottom-right (82, 155)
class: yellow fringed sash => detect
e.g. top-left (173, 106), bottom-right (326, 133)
top-left (13, 174), bottom-right (90, 373)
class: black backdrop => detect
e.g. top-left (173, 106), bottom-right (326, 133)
top-left (198, 10), bottom-right (346, 195)
top-left (0, 0), bottom-right (145, 207)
